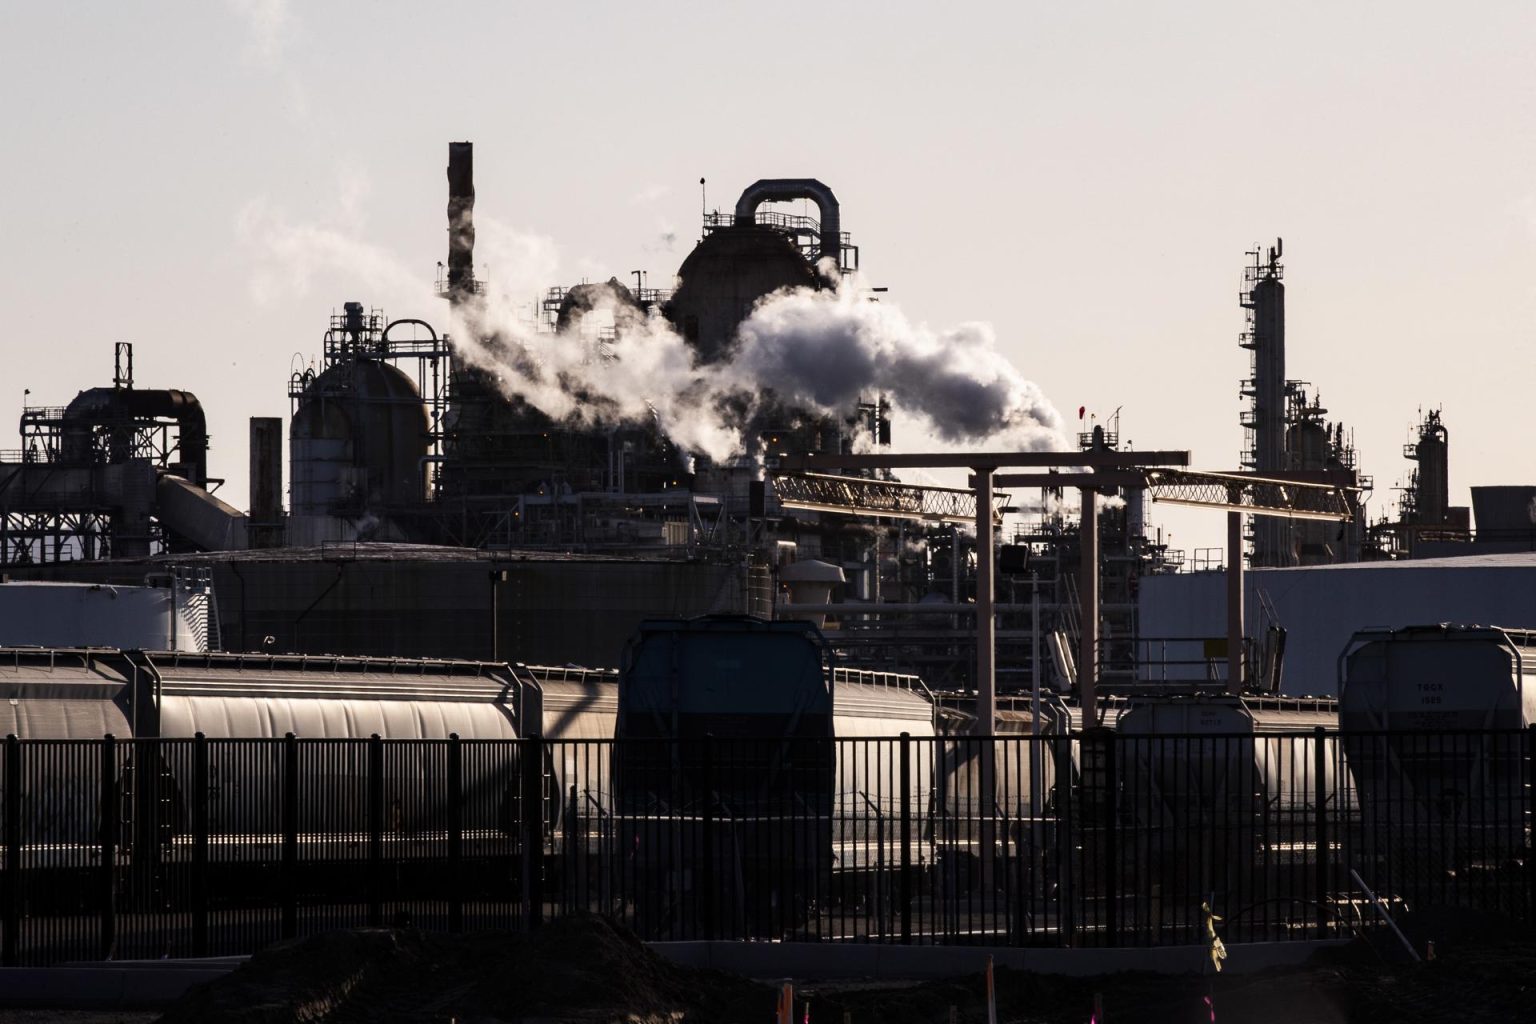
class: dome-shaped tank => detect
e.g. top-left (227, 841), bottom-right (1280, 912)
top-left (290, 357), bottom-right (430, 516)
top-left (555, 278), bottom-right (646, 336)
top-left (665, 224), bottom-right (818, 363)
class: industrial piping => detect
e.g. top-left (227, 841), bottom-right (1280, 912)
top-left (733, 178), bottom-right (841, 270)
top-left (60, 388), bottom-right (209, 487)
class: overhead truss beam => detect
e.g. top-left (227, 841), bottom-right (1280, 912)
top-left (1142, 468), bottom-right (1357, 522)
top-left (770, 472), bottom-right (1008, 525)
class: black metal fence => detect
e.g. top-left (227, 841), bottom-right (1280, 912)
top-left (0, 728), bottom-right (1531, 965)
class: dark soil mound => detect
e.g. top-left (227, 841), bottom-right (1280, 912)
top-left (802, 940), bottom-right (1536, 1023)
top-left (151, 918), bottom-right (1536, 1024)
top-left (153, 915), bottom-right (770, 1024)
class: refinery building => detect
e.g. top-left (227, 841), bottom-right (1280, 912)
top-left (4, 143), bottom-right (1536, 694)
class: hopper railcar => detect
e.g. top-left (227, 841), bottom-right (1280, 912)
top-left (1338, 625), bottom-right (1534, 906)
top-left (0, 646), bottom-right (619, 924)
top-left (611, 615), bottom-right (939, 938)
top-left (1108, 694), bottom-right (1342, 936)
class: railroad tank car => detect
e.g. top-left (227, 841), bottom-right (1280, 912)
top-left (1338, 625), bottom-right (1534, 896)
top-left (611, 615), bottom-right (937, 938)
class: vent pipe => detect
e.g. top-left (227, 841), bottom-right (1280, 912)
top-left (61, 388), bottom-right (209, 487)
top-left (733, 178), bottom-right (841, 272)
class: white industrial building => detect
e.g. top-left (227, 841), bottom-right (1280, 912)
top-left (1137, 552), bottom-right (1536, 695)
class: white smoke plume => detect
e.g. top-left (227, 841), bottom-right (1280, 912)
top-left (734, 283), bottom-right (1067, 453)
top-left (238, 196), bottom-right (1067, 462)
top-left (450, 291), bottom-right (746, 463)
top-left (451, 271), bottom-right (1068, 462)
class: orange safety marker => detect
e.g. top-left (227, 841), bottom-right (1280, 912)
top-left (777, 981), bottom-right (793, 1024)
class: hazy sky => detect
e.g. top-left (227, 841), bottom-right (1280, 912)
top-left (3, 2), bottom-right (1534, 555)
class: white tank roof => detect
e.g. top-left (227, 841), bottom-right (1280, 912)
top-left (0, 581), bottom-right (207, 652)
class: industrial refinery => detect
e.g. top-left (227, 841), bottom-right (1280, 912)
top-left (0, 140), bottom-right (1533, 997)
top-left (7, 3), bottom-right (1536, 1016)
top-left (1, 143), bottom-right (1532, 696)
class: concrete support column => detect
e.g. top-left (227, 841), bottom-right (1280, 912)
top-left (1227, 507), bottom-right (1245, 694)
top-left (1079, 487), bottom-right (1099, 725)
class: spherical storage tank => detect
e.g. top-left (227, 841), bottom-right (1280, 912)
top-left (290, 356), bottom-right (430, 516)
top-left (666, 224), bottom-right (818, 363)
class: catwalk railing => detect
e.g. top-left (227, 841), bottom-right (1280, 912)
top-left (0, 729), bottom-right (1531, 964)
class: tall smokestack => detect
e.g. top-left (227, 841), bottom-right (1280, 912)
top-left (249, 416), bottom-right (284, 548)
top-left (446, 141), bottom-right (475, 302)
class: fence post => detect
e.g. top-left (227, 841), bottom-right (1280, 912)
top-left (1101, 731), bottom-right (1118, 947)
top-left (192, 733), bottom-right (209, 956)
top-left (282, 733), bottom-right (299, 940)
top-left (1313, 725), bottom-right (1329, 939)
top-left (367, 735), bottom-right (384, 928)
top-left (1527, 724), bottom-right (1535, 927)
top-left (100, 734), bottom-right (117, 960)
top-left (3, 734), bottom-right (20, 966)
top-left (521, 734), bottom-right (544, 930)
top-left (447, 734), bottom-right (463, 934)
top-left (562, 782), bottom-right (576, 914)
top-left (700, 735), bottom-right (715, 942)
top-left (1055, 735), bottom-right (1075, 947)
top-left (900, 732), bottom-right (912, 945)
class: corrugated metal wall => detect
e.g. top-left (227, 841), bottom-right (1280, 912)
top-left (1138, 554), bottom-right (1536, 694)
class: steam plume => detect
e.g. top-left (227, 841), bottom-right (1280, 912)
top-left (451, 272), bottom-right (1068, 461)
top-left (239, 200), bottom-right (1067, 461)
top-left (734, 283), bottom-right (1066, 452)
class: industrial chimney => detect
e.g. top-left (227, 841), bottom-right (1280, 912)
top-left (446, 141), bottom-right (476, 302)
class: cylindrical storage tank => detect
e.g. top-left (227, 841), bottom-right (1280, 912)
top-left (290, 358), bottom-right (430, 517)
top-left (1287, 420), bottom-right (1331, 471)
top-left (0, 582), bottom-right (208, 651)
top-left (1415, 418), bottom-right (1449, 525)
top-left (1285, 420), bottom-right (1336, 563)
